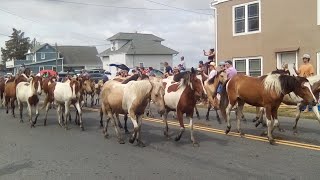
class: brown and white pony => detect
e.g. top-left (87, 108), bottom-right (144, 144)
top-left (79, 77), bottom-right (94, 107)
top-left (42, 76), bottom-right (57, 95)
top-left (16, 76), bottom-right (42, 127)
top-left (94, 80), bottom-right (104, 105)
top-left (4, 74), bottom-right (31, 117)
top-left (221, 74), bottom-right (317, 144)
top-left (42, 78), bottom-right (83, 130)
top-left (162, 68), bottom-right (205, 146)
top-left (100, 77), bottom-right (165, 146)
top-left (0, 77), bottom-right (5, 107)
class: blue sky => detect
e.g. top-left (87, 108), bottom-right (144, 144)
top-left (0, 0), bottom-right (215, 68)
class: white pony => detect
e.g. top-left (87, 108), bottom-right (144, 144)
top-left (42, 78), bottom-right (83, 130)
top-left (16, 76), bottom-right (42, 127)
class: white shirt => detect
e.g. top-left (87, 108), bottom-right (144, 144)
top-left (208, 69), bottom-right (217, 79)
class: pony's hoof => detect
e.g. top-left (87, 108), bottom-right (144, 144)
top-left (269, 139), bottom-right (276, 145)
top-left (217, 119), bottom-right (222, 124)
top-left (278, 128), bottom-right (285, 132)
top-left (137, 140), bottom-right (145, 147)
top-left (81, 126), bottom-right (85, 131)
top-left (58, 123), bottom-right (63, 127)
top-left (255, 122), bottom-right (261, 127)
top-left (118, 139), bottom-right (125, 144)
top-left (65, 127), bottom-right (69, 130)
top-left (252, 118), bottom-right (258, 122)
top-left (104, 133), bottom-right (109, 139)
top-left (20, 120), bottom-right (23, 123)
top-left (30, 123), bottom-right (35, 128)
top-left (262, 123), bottom-right (267, 127)
top-left (125, 130), bottom-right (130, 134)
top-left (174, 136), bottom-right (181, 141)
top-left (225, 126), bottom-right (231, 134)
top-left (192, 141), bottom-right (200, 147)
top-left (44, 122), bottom-right (47, 126)
top-left (129, 137), bottom-right (135, 144)
top-left (260, 131), bottom-right (267, 136)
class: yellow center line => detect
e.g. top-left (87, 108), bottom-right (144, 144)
top-left (82, 107), bottom-right (320, 151)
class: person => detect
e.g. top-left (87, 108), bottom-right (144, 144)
top-left (293, 54), bottom-right (315, 78)
top-left (179, 56), bottom-right (186, 71)
top-left (218, 61), bottom-right (225, 71)
top-left (164, 62), bottom-right (173, 75)
top-left (282, 63), bottom-right (290, 75)
top-left (18, 63), bottom-right (26, 75)
top-left (224, 60), bottom-right (237, 80)
top-left (203, 49), bottom-right (215, 74)
top-left (198, 61), bottom-right (206, 73)
top-left (203, 48), bottom-right (216, 62)
top-left (173, 67), bottom-right (180, 75)
top-left (202, 62), bottom-right (217, 79)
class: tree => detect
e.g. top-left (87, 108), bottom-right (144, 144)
top-left (1, 28), bottom-right (31, 63)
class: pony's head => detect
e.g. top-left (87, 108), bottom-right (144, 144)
top-left (32, 76), bottom-right (42, 95)
top-left (280, 75), bottom-right (317, 106)
top-left (150, 79), bottom-right (166, 115)
top-left (207, 70), bottom-right (227, 87)
top-left (69, 79), bottom-right (81, 99)
top-left (82, 79), bottom-right (93, 94)
top-left (190, 67), bottom-right (205, 99)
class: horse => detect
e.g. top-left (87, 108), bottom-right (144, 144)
top-left (42, 78), bottom-right (83, 130)
top-left (94, 80), bottom-right (104, 105)
top-left (4, 74), bottom-right (31, 117)
top-left (0, 77), bottom-right (5, 107)
top-left (162, 68), bottom-right (205, 146)
top-left (100, 77), bottom-right (165, 146)
top-left (42, 76), bottom-right (57, 95)
top-left (220, 74), bottom-right (317, 145)
top-left (16, 76), bottom-right (42, 127)
top-left (254, 79), bottom-right (320, 133)
top-left (79, 77), bottom-right (94, 107)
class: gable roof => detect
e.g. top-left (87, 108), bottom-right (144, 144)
top-left (107, 32), bottom-right (164, 41)
top-left (98, 40), bottom-right (178, 57)
top-left (57, 46), bottom-right (102, 66)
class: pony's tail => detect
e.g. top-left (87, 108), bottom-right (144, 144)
top-left (219, 81), bottom-right (229, 122)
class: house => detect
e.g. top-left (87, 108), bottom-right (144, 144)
top-left (98, 32), bottom-right (178, 77)
top-left (6, 43), bottom-right (102, 74)
top-left (211, 0), bottom-right (320, 76)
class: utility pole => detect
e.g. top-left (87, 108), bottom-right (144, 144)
top-left (55, 42), bottom-right (58, 72)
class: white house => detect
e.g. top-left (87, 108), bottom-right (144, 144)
top-left (98, 32), bottom-right (178, 77)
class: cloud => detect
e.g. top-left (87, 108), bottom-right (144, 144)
top-left (0, 0), bottom-right (215, 68)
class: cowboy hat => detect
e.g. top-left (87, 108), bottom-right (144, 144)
top-left (208, 62), bottom-right (216, 67)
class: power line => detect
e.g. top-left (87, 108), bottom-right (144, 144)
top-left (46, 0), bottom-right (212, 15)
top-left (0, 7), bottom-right (39, 23)
top-left (0, 33), bottom-right (10, 37)
top-left (145, 0), bottom-right (212, 15)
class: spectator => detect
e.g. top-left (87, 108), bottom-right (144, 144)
top-left (179, 56), bottom-right (186, 71)
top-left (164, 62), bottom-right (173, 75)
top-left (203, 48), bottom-right (215, 62)
top-left (18, 63), bottom-right (26, 75)
top-left (224, 60), bottom-right (237, 80)
top-left (173, 67), bottom-right (180, 75)
top-left (282, 63), bottom-right (290, 75)
top-left (198, 61), bottom-right (206, 72)
top-left (293, 54), bottom-right (315, 78)
top-left (202, 62), bottom-right (217, 79)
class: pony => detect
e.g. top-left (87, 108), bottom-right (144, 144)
top-left (100, 77), bottom-right (165, 146)
top-left (42, 78), bottom-right (83, 130)
top-left (220, 74), bottom-right (317, 144)
top-left (42, 76), bottom-right (57, 95)
top-left (0, 77), bottom-right (5, 107)
top-left (79, 78), bottom-right (94, 107)
top-left (16, 76), bottom-right (42, 127)
top-left (254, 78), bottom-right (320, 133)
top-left (94, 80), bottom-right (104, 105)
top-left (4, 74), bottom-right (31, 117)
top-left (162, 68), bottom-right (205, 146)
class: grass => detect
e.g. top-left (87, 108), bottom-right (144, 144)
top-left (197, 104), bottom-right (318, 120)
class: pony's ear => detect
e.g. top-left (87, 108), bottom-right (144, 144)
top-left (191, 67), bottom-right (195, 74)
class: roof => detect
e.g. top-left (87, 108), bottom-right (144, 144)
top-left (25, 43), bottom-right (53, 55)
top-left (57, 46), bottom-right (102, 66)
top-left (210, 0), bottom-right (231, 7)
top-left (107, 32), bottom-right (164, 41)
top-left (99, 39), bottom-right (178, 57)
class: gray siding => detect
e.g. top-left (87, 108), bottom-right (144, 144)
top-left (35, 45), bottom-right (58, 62)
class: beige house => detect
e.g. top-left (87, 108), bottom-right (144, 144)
top-left (211, 0), bottom-right (320, 76)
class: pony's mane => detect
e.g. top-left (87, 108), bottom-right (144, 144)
top-left (307, 75), bottom-right (320, 85)
top-left (279, 75), bottom-right (307, 95)
top-left (263, 74), bottom-right (283, 95)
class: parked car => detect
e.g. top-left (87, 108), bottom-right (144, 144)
top-left (58, 72), bottom-right (75, 82)
top-left (88, 73), bottom-right (108, 83)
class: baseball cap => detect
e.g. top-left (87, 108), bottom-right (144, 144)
top-left (302, 54), bottom-right (310, 59)
top-left (208, 62), bottom-right (216, 67)
top-left (225, 60), bottom-right (233, 65)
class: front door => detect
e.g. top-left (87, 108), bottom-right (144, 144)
top-left (277, 51), bottom-right (297, 75)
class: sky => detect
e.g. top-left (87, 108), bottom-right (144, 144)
top-left (0, 0), bottom-right (215, 68)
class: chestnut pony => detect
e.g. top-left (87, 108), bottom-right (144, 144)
top-left (162, 68), bottom-right (205, 146)
top-left (220, 74), bottom-right (317, 144)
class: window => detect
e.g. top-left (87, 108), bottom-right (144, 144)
top-left (233, 1), bottom-right (260, 35)
top-left (233, 57), bottom-right (262, 77)
top-left (41, 53), bottom-right (45, 59)
top-left (46, 45), bottom-right (49, 49)
top-left (39, 66), bottom-right (44, 71)
top-left (52, 66), bottom-right (57, 72)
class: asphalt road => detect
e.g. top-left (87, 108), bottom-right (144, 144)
top-left (0, 101), bottom-right (320, 180)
